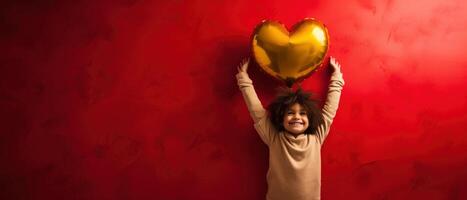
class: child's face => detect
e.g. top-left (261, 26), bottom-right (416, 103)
top-left (282, 103), bottom-right (309, 135)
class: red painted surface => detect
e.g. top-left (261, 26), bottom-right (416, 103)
top-left (1, 0), bottom-right (466, 199)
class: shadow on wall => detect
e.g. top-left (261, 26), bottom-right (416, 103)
top-left (211, 35), bottom-right (278, 102)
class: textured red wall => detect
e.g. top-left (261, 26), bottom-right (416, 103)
top-left (1, 0), bottom-right (466, 199)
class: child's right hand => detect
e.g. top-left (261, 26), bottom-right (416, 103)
top-left (237, 58), bottom-right (250, 73)
top-left (236, 58), bottom-right (252, 88)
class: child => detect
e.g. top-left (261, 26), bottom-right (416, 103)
top-left (236, 57), bottom-right (345, 200)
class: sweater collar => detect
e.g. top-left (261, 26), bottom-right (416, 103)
top-left (283, 131), bottom-right (306, 140)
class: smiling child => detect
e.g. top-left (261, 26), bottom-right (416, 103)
top-left (236, 56), bottom-right (345, 200)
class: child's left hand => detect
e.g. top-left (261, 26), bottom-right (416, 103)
top-left (329, 56), bottom-right (342, 74)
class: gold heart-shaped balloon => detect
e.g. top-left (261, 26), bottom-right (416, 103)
top-left (251, 18), bottom-right (329, 86)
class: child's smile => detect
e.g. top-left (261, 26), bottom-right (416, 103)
top-left (289, 121), bottom-right (304, 126)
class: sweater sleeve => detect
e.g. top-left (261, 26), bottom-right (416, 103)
top-left (315, 72), bottom-right (345, 145)
top-left (236, 71), bottom-right (274, 146)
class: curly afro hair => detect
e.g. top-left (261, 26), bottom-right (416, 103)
top-left (267, 86), bottom-right (324, 135)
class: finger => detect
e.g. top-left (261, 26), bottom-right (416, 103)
top-left (241, 59), bottom-right (249, 71)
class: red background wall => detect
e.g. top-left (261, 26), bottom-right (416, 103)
top-left (1, 0), bottom-right (466, 199)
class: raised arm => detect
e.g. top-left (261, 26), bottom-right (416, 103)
top-left (316, 57), bottom-right (345, 145)
top-left (236, 58), bottom-right (267, 123)
top-left (236, 58), bottom-right (275, 145)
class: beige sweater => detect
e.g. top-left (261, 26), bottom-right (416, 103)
top-left (237, 71), bottom-right (345, 200)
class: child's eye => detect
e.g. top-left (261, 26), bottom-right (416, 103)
top-left (300, 112), bottom-right (306, 115)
